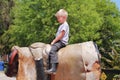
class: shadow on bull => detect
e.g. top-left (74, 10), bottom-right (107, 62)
top-left (5, 41), bottom-right (101, 80)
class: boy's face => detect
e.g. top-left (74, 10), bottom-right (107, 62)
top-left (56, 16), bottom-right (66, 24)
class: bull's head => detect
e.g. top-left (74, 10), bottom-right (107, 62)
top-left (5, 48), bottom-right (18, 77)
top-left (5, 45), bottom-right (44, 80)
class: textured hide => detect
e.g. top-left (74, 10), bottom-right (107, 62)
top-left (54, 41), bottom-right (100, 80)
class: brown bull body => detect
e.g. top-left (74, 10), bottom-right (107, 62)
top-left (5, 41), bottom-right (101, 80)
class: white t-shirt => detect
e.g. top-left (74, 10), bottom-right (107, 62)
top-left (56, 21), bottom-right (69, 45)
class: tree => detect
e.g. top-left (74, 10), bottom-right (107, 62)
top-left (1, 0), bottom-right (102, 46)
top-left (94, 0), bottom-right (120, 68)
top-left (0, 0), bottom-right (14, 54)
top-left (95, 0), bottom-right (120, 51)
top-left (0, 0), bottom-right (14, 36)
top-left (101, 47), bottom-right (120, 69)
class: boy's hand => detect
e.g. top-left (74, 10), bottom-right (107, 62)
top-left (51, 30), bottom-right (65, 45)
top-left (51, 40), bottom-right (55, 45)
top-left (51, 42), bottom-right (54, 45)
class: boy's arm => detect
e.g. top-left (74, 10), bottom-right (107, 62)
top-left (51, 30), bottom-right (65, 45)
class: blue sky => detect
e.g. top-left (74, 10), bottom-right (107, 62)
top-left (111, 0), bottom-right (120, 10)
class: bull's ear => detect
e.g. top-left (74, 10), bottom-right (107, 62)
top-left (11, 46), bottom-right (24, 58)
top-left (11, 46), bottom-right (19, 50)
top-left (11, 46), bottom-right (21, 52)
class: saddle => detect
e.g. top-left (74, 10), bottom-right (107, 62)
top-left (29, 43), bottom-right (53, 71)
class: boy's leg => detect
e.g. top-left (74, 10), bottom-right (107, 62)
top-left (50, 41), bottom-right (65, 63)
top-left (46, 41), bottom-right (65, 74)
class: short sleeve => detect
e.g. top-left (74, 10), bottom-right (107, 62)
top-left (60, 24), bottom-right (68, 32)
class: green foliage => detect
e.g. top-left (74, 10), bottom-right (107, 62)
top-left (0, 0), bottom-right (14, 54)
top-left (68, 0), bottom-right (102, 43)
top-left (113, 74), bottom-right (120, 80)
top-left (95, 0), bottom-right (120, 69)
top-left (95, 0), bottom-right (120, 51)
top-left (101, 47), bottom-right (120, 69)
top-left (1, 0), bottom-right (103, 46)
top-left (0, 0), bottom-right (12, 35)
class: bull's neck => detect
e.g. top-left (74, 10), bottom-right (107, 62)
top-left (17, 58), bottom-right (36, 80)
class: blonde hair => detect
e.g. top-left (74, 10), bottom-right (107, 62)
top-left (55, 9), bottom-right (68, 18)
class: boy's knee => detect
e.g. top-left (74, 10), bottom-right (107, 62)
top-left (50, 49), bottom-right (57, 54)
top-left (51, 45), bottom-right (58, 51)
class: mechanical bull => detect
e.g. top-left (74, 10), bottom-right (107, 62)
top-left (5, 41), bottom-right (101, 80)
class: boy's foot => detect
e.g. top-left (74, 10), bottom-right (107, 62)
top-left (45, 63), bottom-right (57, 74)
top-left (45, 70), bottom-right (56, 75)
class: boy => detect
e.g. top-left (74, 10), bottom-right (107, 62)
top-left (46, 9), bottom-right (69, 74)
